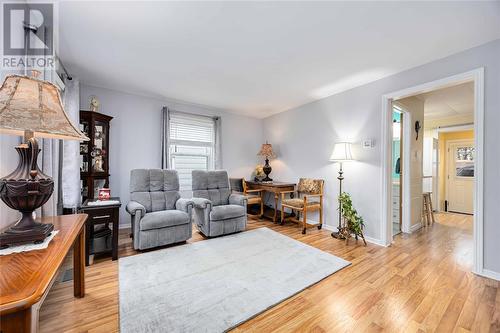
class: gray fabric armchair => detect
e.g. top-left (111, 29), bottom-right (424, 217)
top-left (126, 169), bottom-right (194, 250)
top-left (191, 170), bottom-right (247, 237)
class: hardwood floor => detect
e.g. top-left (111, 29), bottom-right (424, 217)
top-left (39, 213), bottom-right (500, 332)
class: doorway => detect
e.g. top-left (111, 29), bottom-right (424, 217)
top-left (381, 68), bottom-right (484, 276)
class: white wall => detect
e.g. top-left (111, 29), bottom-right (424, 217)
top-left (423, 129), bottom-right (439, 204)
top-left (395, 97), bottom-right (424, 229)
top-left (263, 39), bottom-right (500, 273)
top-left (422, 131), bottom-right (434, 192)
top-left (79, 84), bottom-right (263, 226)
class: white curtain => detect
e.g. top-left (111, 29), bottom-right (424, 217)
top-left (62, 79), bottom-right (81, 209)
top-left (161, 106), bottom-right (170, 169)
top-left (214, 116), bottom-right (222, 169)
top-left (36, 78), bottom-right (80, 217)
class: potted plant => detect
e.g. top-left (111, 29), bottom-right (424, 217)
top-left (338, 192), bottom-right (367, 246)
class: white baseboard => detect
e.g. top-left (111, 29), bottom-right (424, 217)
top-left (321, 223), bottom-right (336, 232)
top-left (322, 224), bottom-right (387, 247)
top-left (410, 222), bottom-right (422, 233)
top-left (478, 268), bottom-right (500, 281)
top-left (363, 236), bottom-right (388, 247)
top-left (305, 218), bottom-right (320, 225)
top-left (119, 223), bottom-right (130, 229)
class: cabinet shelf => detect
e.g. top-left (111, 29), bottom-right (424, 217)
top-left (80, 110), bottom-right (113, 202)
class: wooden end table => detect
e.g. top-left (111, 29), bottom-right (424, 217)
top-left (0, 214), bottom-right (87, 333)
top-left (79, 197), bottom-right (121, 266)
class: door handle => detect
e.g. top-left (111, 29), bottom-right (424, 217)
top-left (93, 215), bottom-right (111, 219)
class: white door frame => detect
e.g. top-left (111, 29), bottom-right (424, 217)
top-left (392, 102), bottom-right (412, 234)
top-left (380, 68), bottom-right (484, 276)
top-left (445, 138), bottom-right (475, 214)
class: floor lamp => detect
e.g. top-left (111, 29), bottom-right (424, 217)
top-left (329, 142), bottom-right (354, 239)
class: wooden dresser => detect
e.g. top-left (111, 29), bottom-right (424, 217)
top-left (0, 214), bottom-right (87, 333)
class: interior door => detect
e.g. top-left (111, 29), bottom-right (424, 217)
top-left (446, 140), bottom-right (474, 214)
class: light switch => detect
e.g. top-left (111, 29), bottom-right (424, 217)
top-left (362, 139), bottom-right (374, 149)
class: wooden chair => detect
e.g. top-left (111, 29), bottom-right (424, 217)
top-left (280, 178), bottom-right (324, 234)
top-left (422, 192), bottom-right (435, 227)
top-left (229, 178), bottom-right (264, 217)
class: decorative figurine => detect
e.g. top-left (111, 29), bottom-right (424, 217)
top-left (90, 96), bottom-right (100, 112)
top-left (253, 164), bottom-right (265, 182)
top-left (93, 156), bottom-right (105, 172)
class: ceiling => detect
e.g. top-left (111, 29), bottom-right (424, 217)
top-left (58, 1), bottom-right (500, 118)
top-left (418, 82), bottom-right (474, 120)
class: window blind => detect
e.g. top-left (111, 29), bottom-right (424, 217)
top-left (169, 112), bottom-right (214, 147)
top-left (169, 112), bottom-right (215, 191)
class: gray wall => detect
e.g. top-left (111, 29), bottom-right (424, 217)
top-left (79, 84), bottom-right (264, 226)
top-left (263, 39), bottom-right (500, 273)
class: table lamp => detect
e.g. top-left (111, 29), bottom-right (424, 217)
top-left (0, 72), bottom-right (89, 249)
top-left (257, 142), bottom-right (276, 182)
top-left (329, 142), bottom-right (354, 239)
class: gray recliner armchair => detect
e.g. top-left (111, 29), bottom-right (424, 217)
top-left (191, 170), bottom-right (247, 237)
top-left (126, 169), bottom-right (194, 250)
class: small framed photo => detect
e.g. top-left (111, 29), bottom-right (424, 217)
top-left (80, 144), bottom-right (88, 154)
top-left (98, 188), bottom-right (111, 200)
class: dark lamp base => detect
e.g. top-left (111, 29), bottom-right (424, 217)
top-left (0, 216), bottom-right (54, 249)
top-left (262, 157), bottom-right (273, 182)
top-left (0, 137), bottom-right (55, 249)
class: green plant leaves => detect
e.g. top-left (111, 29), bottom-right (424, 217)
top-left (338, 192), bottom-right (364, 235)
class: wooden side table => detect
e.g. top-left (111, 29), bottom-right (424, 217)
top-left (245, 181), bottom-right (296, 223)
top-left (0, 214), bottom-right (87, 333)
top-left (79, 197), bottom-right (121, 266)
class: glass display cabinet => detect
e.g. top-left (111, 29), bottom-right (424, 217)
top-left (79, 110), bottom-right (113, 201)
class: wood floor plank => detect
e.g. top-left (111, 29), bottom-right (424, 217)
top-left (37, 213), bottom-right (499, 332)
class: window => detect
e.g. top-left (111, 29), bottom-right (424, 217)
top-left (169, 112), bottom-right (215, 191)
top-left (455, 146), bottom-right (475, 177)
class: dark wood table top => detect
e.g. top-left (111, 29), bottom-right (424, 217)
top-left (246, 181), bottom-right (296, 187)
top-left (0, 214), bottom-right (87, 315)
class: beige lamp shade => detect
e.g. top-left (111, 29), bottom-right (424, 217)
top-left (329, 142), bottom-right (354, 161)
top-left (257, 142), bottom-right (276, 158)
top-left (0, 74), bottom-right (89, 141)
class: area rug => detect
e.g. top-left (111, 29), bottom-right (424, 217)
top-left (119, 227), bottom-right (350, 333)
